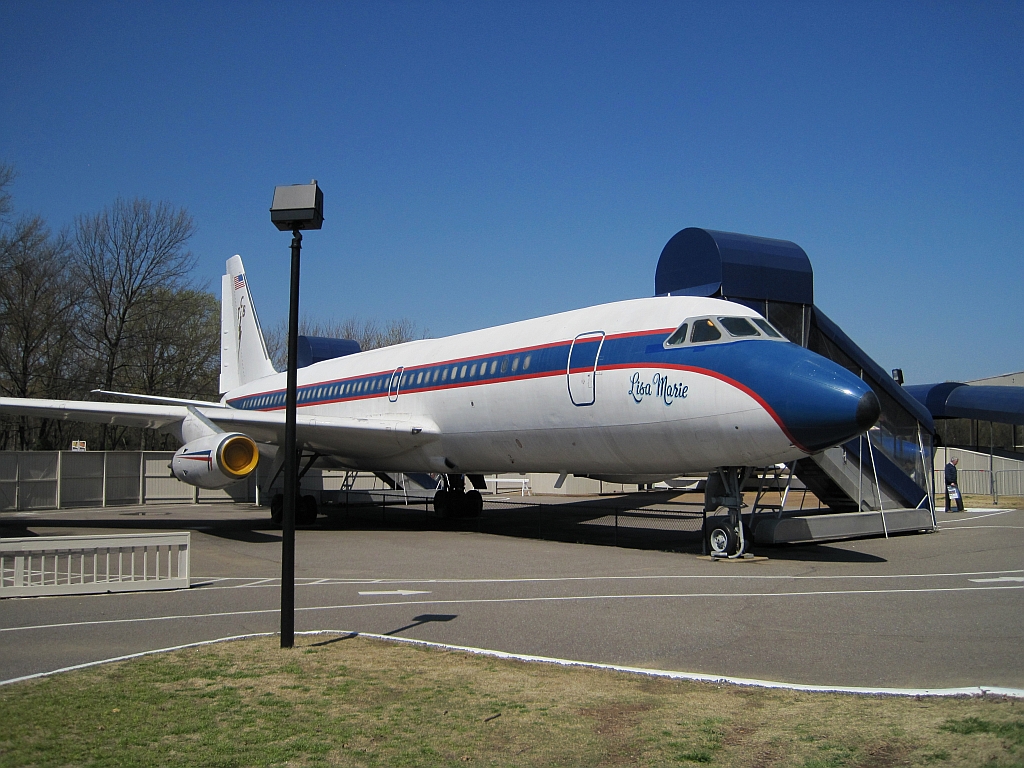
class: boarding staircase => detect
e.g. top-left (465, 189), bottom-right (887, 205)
top-left (655, 227), bottom-right (937, 542)
top-left (794, 306), bottom-right (933, 514)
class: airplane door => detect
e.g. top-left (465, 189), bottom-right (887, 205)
top-left (388, 367), bottom-right (404, 402)
top-left (567, 331), bottom-right (605, 406)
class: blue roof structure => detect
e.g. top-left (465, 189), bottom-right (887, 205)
top-left (654, 227), bottom-right (814, 304)
top-left (296, 336), bottom-right (361, 369)
top-left (905, 383), bottom-right (1024, 426)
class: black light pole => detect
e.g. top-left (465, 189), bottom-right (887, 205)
top-left (280, 226), bottom-right (301, 647)
top-left (270, 181), bottom-right (324, 649)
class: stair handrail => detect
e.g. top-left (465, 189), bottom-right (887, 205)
top-left (866, 428), bottom-right (889, 538)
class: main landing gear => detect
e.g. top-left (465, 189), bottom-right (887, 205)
top-left (704, 467), bottom-right (752, 558)
top-left (270, 494), bottom-right (319, 526)
top-left (433, 474), bottom-right (483, 518)
top-left (267, 450), bottom-right (322, 527)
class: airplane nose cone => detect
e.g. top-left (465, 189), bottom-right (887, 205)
top-left (757, 347), bottom-right (881, 453)
top-left (690, 340), bottom-right (883, 455)
top-left (856, 390), bottom-right (881, 431)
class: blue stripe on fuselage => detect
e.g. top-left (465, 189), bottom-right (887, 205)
top-left (630, 338), bottom-right (873, 452)
top-left (227, 331), bottom-right (871, 452)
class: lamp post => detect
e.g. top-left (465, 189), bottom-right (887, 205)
top-left (270, 180), bottom-right (324, 649)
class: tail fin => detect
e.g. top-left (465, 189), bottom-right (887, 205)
top-left (220, 255), bottom-right (277, 394)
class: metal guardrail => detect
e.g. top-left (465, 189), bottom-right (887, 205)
top-left (0, 532), bottom-right (190, 598)
top-left (0, 451), bottom-right (256, 511)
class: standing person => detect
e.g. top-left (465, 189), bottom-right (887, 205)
top-left (945, 457), bottom-right (964, 512)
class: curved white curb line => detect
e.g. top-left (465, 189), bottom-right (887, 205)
top-left (0, 632), bottom-right (278, 687)
top-left (2, 630), bottom-right (1021, 699)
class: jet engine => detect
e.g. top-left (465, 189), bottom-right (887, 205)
top-left (170, 433), bottom-right (259, 489)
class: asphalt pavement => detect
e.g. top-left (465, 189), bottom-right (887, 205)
top-left (1, 497), bottom-right (1021, 691)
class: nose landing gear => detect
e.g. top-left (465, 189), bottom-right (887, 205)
top-left (705, 467), bottom-right (751, 558)
top-left (433, 474), bottom-right (483, 518)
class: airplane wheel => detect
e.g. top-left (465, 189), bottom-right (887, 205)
top-left (270, 494), bottom-right (284, 525)
top-left (298, 495), bottom-right (319, 525)
top-left (433, 490), bottom-right (451, 517)
top-left (707, 518), bottom-right (737, 557)
top-left (464, 490), bottom-right (483, 518)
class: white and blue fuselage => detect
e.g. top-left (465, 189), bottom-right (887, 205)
top-left (223, 296), bottom-right (878, 480)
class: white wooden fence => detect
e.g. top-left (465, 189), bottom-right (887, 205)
top-left (0, 532), bottom-right (190, 598)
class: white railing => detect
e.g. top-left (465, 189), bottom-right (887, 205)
top-left (0, 532), bottom-right (190, 598)
top-left (486, 477), bottom-right (532, 496)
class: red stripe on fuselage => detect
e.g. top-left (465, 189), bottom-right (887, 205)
top-left (599, 361), bottom-right (807, 452)
top-left (226, 327), bottom-right (807, 452)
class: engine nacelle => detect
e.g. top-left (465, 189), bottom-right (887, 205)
top-left (171, 433), bottom-right (259, 489)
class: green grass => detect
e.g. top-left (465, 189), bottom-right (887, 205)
top-left (0, 634), bottom-right (1021, 767)
top-left (941, 716), bottom-right (1024, 746)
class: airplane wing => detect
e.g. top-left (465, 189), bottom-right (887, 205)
top-left (0, 398), bottom-right (184, 430)
top-left (0, 397), bottom-right (439, 461)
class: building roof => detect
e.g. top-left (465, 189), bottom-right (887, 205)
top-left (967, 371), bottom-right (1024, 387)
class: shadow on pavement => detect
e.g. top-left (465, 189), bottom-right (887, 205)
top-left (318, 492), bottom-right (706, 554)
top-left (386, 614), bottom-right (458, 636)
top-left (309, 632), bottom-right (359, 647)
top-left (199, 528), bottom-right (283, 543)
top-left (0, 514), bottom-right (268, 533)
top-left (1, 492), bottom-right (893, 562)
top-left (753, 544), bottom-right (887, 563)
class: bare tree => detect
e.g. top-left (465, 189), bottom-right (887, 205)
top-left (111, 287), bottom-right (219, 449)
top-left (123, 288), bottom-right (220, 397)
top-left (71, 198), bottom-right (197, 447)
top-left (0, 173), bottom-right (222, 451)
top-left (0, 164), bottom-right (79, 449)
top-left (0, 162), bottom-right (15, 222)
top-left (264, 316), bottom-right (425, 371)
top-left (0, 220), bottom-right (76, 446)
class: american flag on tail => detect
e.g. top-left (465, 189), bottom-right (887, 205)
top-left (233, 273), bottom-right (246, 291)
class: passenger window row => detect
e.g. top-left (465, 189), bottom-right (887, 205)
top-left (238, 352), bottom-right (536, 409)
top-left (399, 354), bottom-right (533, 389)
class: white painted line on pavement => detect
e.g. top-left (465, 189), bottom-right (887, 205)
top-left (2, 629), bottom-right (1021, 699)
top-left (944, 509), bottom-right (1016, 523)
top-left (358, 590), bottom-right (431, 596)
top-left (969, 577), bottom-right (1024, 583)
top-left (0, 632), bottom-right (274, 687)
top-left (188, 568), bottom-right (1024, 589)
top-left (1, 583), bottom-right (1021, 635)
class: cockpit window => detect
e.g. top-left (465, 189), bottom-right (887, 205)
top-left (663, 323), bottom-right (688, 347)
top-left (752, 318), bottom-right (783, 338)
top-left (690, 318), bottom-right (722, 343)
top-left (719, 317), bottom-right (760, 337)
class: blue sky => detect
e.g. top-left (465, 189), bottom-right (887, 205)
top-left (1, 1), bottom-right (1021, 384)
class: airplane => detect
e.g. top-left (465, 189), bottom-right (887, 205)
top-left (0, 255), bottom-right (880, 557)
